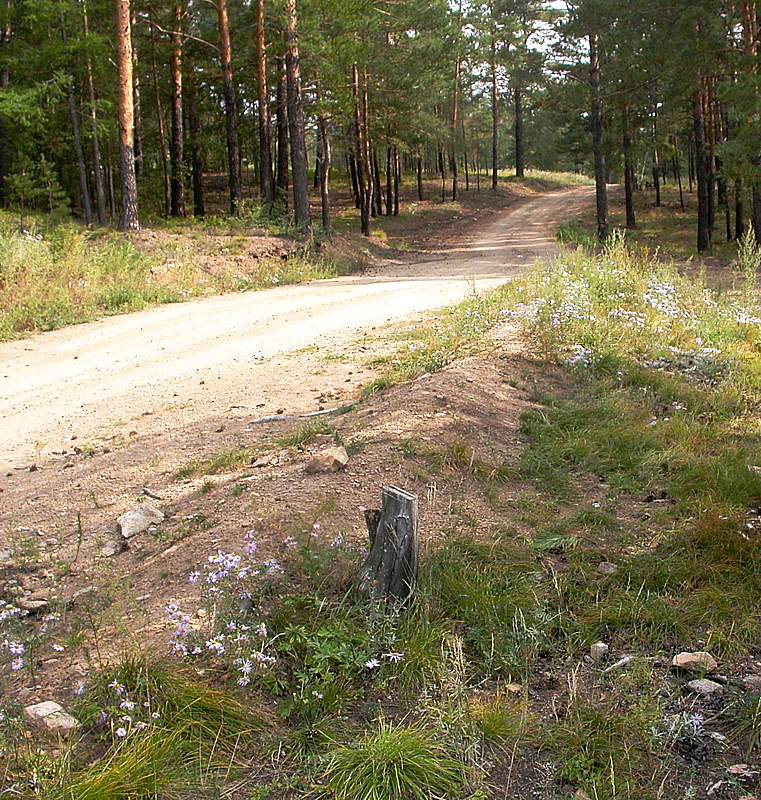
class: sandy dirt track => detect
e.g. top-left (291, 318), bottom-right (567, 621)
top-left (0, 186), bottom-right (594, 470)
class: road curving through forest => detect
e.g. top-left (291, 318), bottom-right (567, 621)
top-left (0, 185), bottom-right (595, 470)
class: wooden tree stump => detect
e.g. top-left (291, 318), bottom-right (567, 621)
top-left (356, 486), bottom-right (419, 605)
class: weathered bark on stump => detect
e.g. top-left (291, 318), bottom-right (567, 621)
top-left (356, 487), bottom-right (419, 605)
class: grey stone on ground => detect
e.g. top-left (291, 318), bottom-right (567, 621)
top-left (590, 642), bottom-right (610, 662)
top-left (17, 597), bottom-right (48, 614)
top-left (604, 654), bottom-right (636, 673)
top-left (23, 701), bottom-right (79, 737)
top-left (597, 561), bottom-right (619, 575)
top-left (116, 505), bottom-right (164, 539)
top-left (672, 651), bottom-right (718, 673)
top-left (687, 678), bottom-right (724, 699)
top-left (305, 446), bottom-right (349, 474)
top-left (101, 538), bottom-right (128, 557)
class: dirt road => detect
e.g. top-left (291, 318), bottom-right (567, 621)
top-left (0, 186), bottom-right (593, 470)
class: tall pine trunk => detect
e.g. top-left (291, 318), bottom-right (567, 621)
top-left (82, 0), bottom-right (107, 225)
top-left (589, 32), bottom-right (608, 240)
top-left (169, 1), bottom-right (186, 217)
top-left (130, 9), bottom-right (143, 178)
top-left (490, 21), bottom-right (498, 190)
top-left (275, 55), bottom-right (289, 207)
top-left (60, 7), bottom-right (92, 225)
top-left (514, 86), bottom-right (525, 178)
top-left (217, 0), bottom-right (241, 215)
top-left (186, 62), bottom-right (205, 217)
top-left (450, 48), bottom-right (461, 201)
top-left (622, 103), bottom-right (635, 229)
top-left (255, 0), bottom-right (274, 204)
top-left (317, 107), bottom-right (330, 233)
top-left (693, 87), bottom-right (712, 252)
top-left (352, 63), bottom-right (370, 236)
top-left (285, 0), bottom-right (310, 230)
top-left (115, 0), bottom-right (139, 230)
top-left (0, 0), bottom-right (10, 203)
top-left (149, 20), bottom-right (169, 216)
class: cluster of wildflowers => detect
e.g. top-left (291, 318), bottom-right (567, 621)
top-left (364, 651), bottom-right (405, 670)
top-left (164, 530), bottom-right (283, 684)
top-left (736, 309), bottom-right (761, 326)
top-left (0, 605), bottom-right (26, 676)
top-left (2, 639), bottom-right (25, 672)
top-left (608, 308), bottom-right (646, 328)
top-left (643, 280), bottom-right (684, 319)
top-left (565, 344), bottom-right (593, 368)
top-left (99, 679), bottom-right (161, 742)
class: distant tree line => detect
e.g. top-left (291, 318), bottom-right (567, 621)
top-left (2, 0), bottom-right (761, 252)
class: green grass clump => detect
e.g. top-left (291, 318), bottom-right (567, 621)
top-left (59, 657), bottom-right (259, 800)
top-left (549, 694), bottom-right (661, 800)
top-left (362, 292), bottom-right (507, 397)
top-left (276, 418), bottom-right (338, 448)
top-left (0, 210), bottom-right (358, 341)
top-left (323, 720), bottom-right (463, 800)
top-left (174, 446), bottom-right (255, 479)
top-left (420, 538), bottom-right (547, 677)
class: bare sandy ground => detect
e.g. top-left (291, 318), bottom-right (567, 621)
top-left (0, 186), bottom-right (594, 471)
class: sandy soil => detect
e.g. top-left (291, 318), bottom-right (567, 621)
top-left (0, 186), bottom-right (594, 472)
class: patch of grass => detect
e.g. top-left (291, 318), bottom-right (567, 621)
top-left (0, 210), bottom-right (361, 340)
top-left (60, 657), bottom-right (260, 800)
top-left (549, 692), bottom-right (662, 800)
top-left (323, 720), bottom-right (463, 800)
top-left (174, 446), bottom-right (255, 479)
top-left (502, 169), bottom-right (594, 192)
top-left (276, 418), bottom-right (338, 449)
top-left (362, 292), bottom-right (507, 397)
top-left (420, 538), bottom-right (548, 678)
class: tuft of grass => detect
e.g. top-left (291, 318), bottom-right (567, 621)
top-left (0, 210), bottom-right (361, 341)
top-left (323, 720), bottom-right (463, 800)
top-left (174, 447), bottom-right (255, 479)
top-left (361, 293), bottom-right (507, 398)
top-left (60, 657), bottom-right (259, 800)
top-left (276, 418), bottom-right (337, 449)
top-left (420, 538), bottom-right (548, 678)
top-left (548, 692), bottom-right (661, 800)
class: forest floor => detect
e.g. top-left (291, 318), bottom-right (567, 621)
top-left (559, 184), bottom-right (743, 284)
top-left (2, 177), bottom-right (761, 800)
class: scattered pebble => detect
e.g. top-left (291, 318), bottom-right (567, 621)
top-left (590, 641), bottom-right (609, 662)
top-left (672, 651), bottom-right (718, 673)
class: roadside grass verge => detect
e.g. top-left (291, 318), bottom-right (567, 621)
top-left (502, 168), bottom-right (594, 192)
top-left (0, 212), bottom-right (352, 341)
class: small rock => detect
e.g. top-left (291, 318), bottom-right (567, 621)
top-left (23, 701), bottom-right (79, 737)
top-left (305, 446), bottom-right (349, 474)
top-left (574, 791), bottom-right (592, 800)
top-left (604, 655), bottom-right (636, 673)
top-left (253, 455), bottom-right (273, 468)
top-left (590, 642), bottom-right (609, 662)
top-left (743, 674), bottom-right (761, 691)
top-left (0, 548), bottom-right (13, 562)
top-left (17, 597), bottom-right (49, 614)
top-left (116, 505), bottom-right (164, 539)
top-left (687, 678), bottom-right (724, 699)
top-left (728, 764), bottom-right (757, 778)
top-left (101, 539), bottom-right (127, 557)
top-left (597, 561), bottom-right (619, 576)
top-left (672, 651), bottom-right (718, 673)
